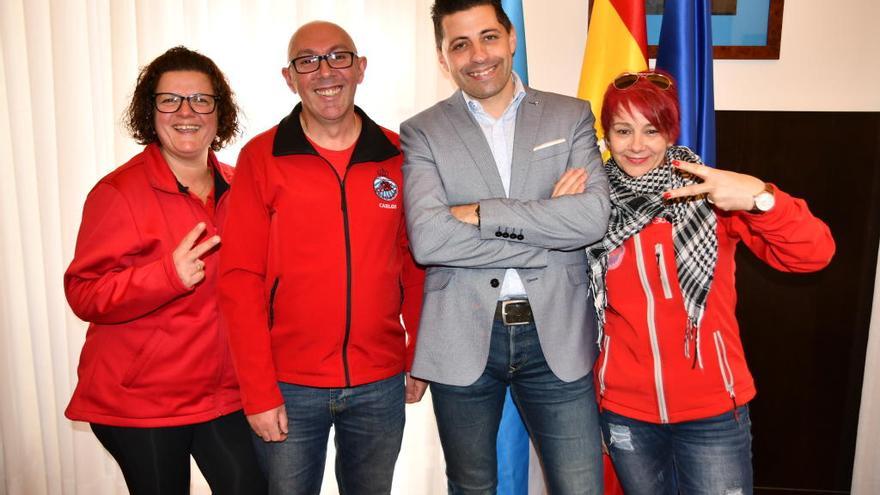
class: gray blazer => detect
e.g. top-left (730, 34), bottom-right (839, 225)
top-left (401, 87), bottom-right (610, 386)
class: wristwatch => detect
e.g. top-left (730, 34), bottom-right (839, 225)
top-left (751, 183), bottom-right (775, 213)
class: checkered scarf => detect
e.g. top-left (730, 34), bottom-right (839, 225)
top-left (588, 146), bottom-right (717, 355)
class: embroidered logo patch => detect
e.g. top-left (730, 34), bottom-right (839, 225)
top-left (373, 171), bottom-right (399, 202)
top-left (608, 246), bottom-right (625, 270)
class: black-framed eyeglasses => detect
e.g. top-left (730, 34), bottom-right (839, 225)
top-left (153, 93), bottom-right (220, 114)
top-left (289, 51), bottom-right (357, 74)
top-left (613, 72), bottom-right (673, 91)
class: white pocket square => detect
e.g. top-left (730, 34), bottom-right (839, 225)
top-left (532, 138), bottom-right (566, 152)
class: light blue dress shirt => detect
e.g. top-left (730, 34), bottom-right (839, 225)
top-left (462, 72), bottom-right (528, 300)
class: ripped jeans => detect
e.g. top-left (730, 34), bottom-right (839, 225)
top-left (600, 405), bottom-right (753, 495)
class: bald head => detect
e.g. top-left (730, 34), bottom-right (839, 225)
top-left (281, 20), bottom-right (367, 132)
top-left (287, 21), bottom-right (358, 61)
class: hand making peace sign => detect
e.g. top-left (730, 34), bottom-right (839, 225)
top-left (173, 222), bottom-right (221, 289)
top-left (664, 160), bottom-right (767, 212)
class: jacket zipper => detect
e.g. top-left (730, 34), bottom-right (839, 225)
top-left (186, 186), bottom-right (227, 413)
top-left (713, 330), bottom-right (737, 401)
top-left (268, 277), bottom-right (280, 330)
top-left (214, 187), bottom-right (226, 414)
top-left (179, 187), bottom-right (220, 409)
top-left (598, 335), bottom-right (611, 396)
top-left (634, 233), bottom-right (670, 423)
top-left (320, 158), bottom-right (353, 387)
top-left (654, 244), bottom-right (674, 299)
top-left (340, 178), bottom-right (353, 387)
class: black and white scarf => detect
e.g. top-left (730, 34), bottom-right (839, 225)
top-left (588, 146), bottom-right (718, 360)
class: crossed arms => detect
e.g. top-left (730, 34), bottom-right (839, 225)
top-left (401, 100), bottom-right (610, 268)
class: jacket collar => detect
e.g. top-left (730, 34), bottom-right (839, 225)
top-left (272, 103), bottom-right (399, 163)
top-left (445, 85), bottom-right (541, 113)
top-left (439, 86), bottom-right (543, 199)
top-left (144, 142), bottom-right (230, 197)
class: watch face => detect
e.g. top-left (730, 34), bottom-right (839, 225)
top-left (755, 191), bottom-right (775, 212)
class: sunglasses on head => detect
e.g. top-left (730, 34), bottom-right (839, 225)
top-left (612, 72), bottom-right (673, 90)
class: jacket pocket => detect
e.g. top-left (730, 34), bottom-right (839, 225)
top-left (598, 335), bottom-right (611, 395)
top-left (712, 330), bottom-right (736, 399)
top-left (654, 244), bottom-right (674, 300)
top-left (121, 328), bottom-right (167, 388)
top-left (424, 269), bottom-right (454, 292)
top-left (530, 141), bottom-right (571, 163)
top-left (268, 277), bottom-right (280, 330)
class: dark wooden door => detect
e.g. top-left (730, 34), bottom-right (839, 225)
top-left (716, 111), bottom-right (880, 494)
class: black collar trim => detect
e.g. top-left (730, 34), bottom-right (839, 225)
top-left (213, 164), bottom-right (230, 201)
top-left (173, 164), bottom-right (229, 201)
top-left (272, 103), bottom-right (400, 164)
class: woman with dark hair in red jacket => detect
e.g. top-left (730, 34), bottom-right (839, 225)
top-left (586, 71), bottom-right (834, 495)
top-left (64, 46), bottom-right (265, 494)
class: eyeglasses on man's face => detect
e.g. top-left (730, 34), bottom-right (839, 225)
top-left (153, 93), bottom-right (220, 114)
top-left (289, 51), bottom-right (357, 74)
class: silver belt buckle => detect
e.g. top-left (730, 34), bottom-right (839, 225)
top-left (501, 299), bottom-right (530, 326)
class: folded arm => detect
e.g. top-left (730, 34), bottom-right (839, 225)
top-left (727, 186), bottom-right (835, 272)
top-left (401, 121), bottom-right (550, 269)
top-left (64, 183), bottom-right (192, 324)
top-left (476, 103), bottom-right (611, 250)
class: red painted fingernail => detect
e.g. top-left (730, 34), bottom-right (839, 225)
top-left (672, 160), bottom-right (680, 167)
top-left (662, 192), bottom-right (671, 199)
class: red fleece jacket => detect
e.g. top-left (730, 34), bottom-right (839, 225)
top-left (596, 186), bottom-right (835, 424)
top-left (65, 144), bottom-right (241, 427)
top-left (219, 106), bottom-right (425, 415)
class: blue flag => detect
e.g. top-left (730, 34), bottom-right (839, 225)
top-left (655, 0), bottom-right (716, 166)
top-left (497, 3), bottom-right (531, 494)
top-left (503, 0), bottom-right (529, 85)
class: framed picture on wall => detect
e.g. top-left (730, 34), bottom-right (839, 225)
top-left (589, 0), bottom-right (784, 60)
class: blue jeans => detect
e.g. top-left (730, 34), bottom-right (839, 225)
top-left (263, 374), bottom-right (405, 495)
top-left (600, 406), bottom-right (753, 495)
top-left (430, 320), bottom-right (604, 495)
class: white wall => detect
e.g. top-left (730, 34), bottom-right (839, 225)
top-left (522, 0), bottom-right (880, 111)
top-left (217, 0), bottom-right (880, 157)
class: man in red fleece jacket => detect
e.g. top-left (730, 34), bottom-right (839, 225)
top-left (218, 21), bottom-right (425, 494)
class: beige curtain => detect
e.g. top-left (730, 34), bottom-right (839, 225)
top-left (0, 0), bottom-right (455, 493)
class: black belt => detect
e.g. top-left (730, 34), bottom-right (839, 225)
top-left (494, 299), bottom-right (534, 326)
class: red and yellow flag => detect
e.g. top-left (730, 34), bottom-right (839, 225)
top-left (578, 0), bottom-right (648, 145)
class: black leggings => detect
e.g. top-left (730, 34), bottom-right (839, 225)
top-left (91, 410), bottom-right (266, 495)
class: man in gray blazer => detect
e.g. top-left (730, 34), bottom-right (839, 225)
top-left (401, 1), bottom-right (610, 493)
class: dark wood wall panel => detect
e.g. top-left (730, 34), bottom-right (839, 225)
top-left (715, 111), bottom-right (880, 494)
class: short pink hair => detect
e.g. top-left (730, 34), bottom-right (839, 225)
top-left (600, 71), bottom-right (681, 143)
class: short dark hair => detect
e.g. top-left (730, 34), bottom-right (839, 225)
top-left (431, 0), bottom-right (512, 50)
top-left (125, 46), bottom-right (240, 151)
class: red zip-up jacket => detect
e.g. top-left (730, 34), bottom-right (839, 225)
top-left (596, 185), bottom-right (834, 424)
top-left (218, 105), bottom-right (425, 415)
top-left (65, 144), bottom-right (241, 427)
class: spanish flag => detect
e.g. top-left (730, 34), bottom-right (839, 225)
top-left (577, 0), bottom-right (648, 144)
